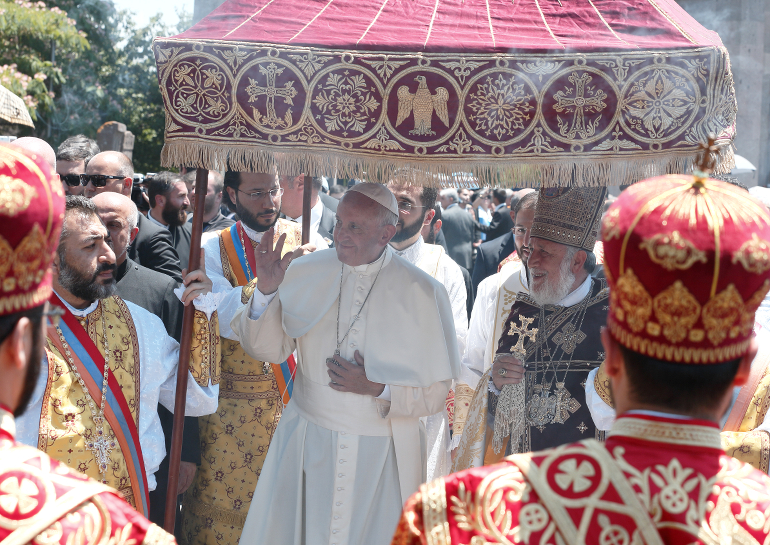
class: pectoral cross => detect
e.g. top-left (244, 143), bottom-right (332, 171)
top-left (327, 349), bottom-right (342, 384)
top-left (86, 428), bottom-right (116, 475)
top-left (508, 315), bottom-right (539, 360)
top-left (552, 383), bottom-right (581, 424)
top-left (552, 323), bottom-right (586, 355)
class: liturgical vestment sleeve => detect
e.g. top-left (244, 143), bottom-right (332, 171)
top-left (232, 291), bottom-right (296, 364)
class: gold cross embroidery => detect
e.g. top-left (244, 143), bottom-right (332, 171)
top-left (508, 315), bottom-right (538, 359)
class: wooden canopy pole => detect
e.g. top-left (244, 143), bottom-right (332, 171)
top-left (164, 167), bottom-right (209, 532)
top-left (302, 174), bottom-right (312, 245)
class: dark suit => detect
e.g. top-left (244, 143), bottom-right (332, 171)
top-left (320, 191), bottom-right (339, 212)
top-left (169, 222), bottom-right (192, 270)
top-left (435, 229), bottom-right (448, 252)
top-left (114, 258), bottom-right (201, 529)
top-left (128, 214), bottom-right (183, 282)
top-left (477, 204), bottom-right (514, 241)
top-left (471, 231), bottom-right (516, 294)
top-left (441, 204), bottom-right (477, 271)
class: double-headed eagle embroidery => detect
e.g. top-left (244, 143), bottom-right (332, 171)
top-left (396, 76), bottom-right (449, 136)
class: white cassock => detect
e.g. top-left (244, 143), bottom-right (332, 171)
top-left (391, 236), bottom-right (467, 479)
top-left (233, 246), bottom-right (460, 545)
top-left (16, 295), bottom-right (220, 491)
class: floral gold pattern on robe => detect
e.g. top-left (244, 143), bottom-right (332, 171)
top-left (0, 408), bottom-right (176, 545)
top-left (392, 414), bottom-right (770, 545)
top-left (38, 296), bottom-right (218, 509)
top-left (181, 219), bottom-right (301, 545)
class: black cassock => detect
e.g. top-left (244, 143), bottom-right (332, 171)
top-left (489, 278), bottom-right (609, 454)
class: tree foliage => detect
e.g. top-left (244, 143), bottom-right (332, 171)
top-left (0, 0), bottom-right (190, 173)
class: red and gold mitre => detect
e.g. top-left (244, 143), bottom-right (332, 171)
top-left (602, 167), bottom-right (770, 364)
top-left (0, 143), bottom-right (64, 315)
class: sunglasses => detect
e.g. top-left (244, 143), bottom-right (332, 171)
top-left (62, 174), bottom-right (125, 187)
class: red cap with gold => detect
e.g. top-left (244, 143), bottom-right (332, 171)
top-left (0, 143), bottom-right (64, 315)
top-left (602, 143), bottom-right (770, 364)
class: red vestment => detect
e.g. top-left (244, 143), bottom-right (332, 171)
top-left (393, 413), bottom-right (770, 544)
top-left (0, 407), bottom-right (175, 545)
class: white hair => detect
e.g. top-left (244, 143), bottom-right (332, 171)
top-left (440, 188), bottom-right (459, 203)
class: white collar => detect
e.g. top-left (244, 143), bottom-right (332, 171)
top-left (344, 245), bottom-right (392, 274)
top-left (241, 222), bottom-right (266, 243)
top-left (53, 289), bottom-right (99, 317)
top-left (390, 236), bottom-right (423, 264)
top-left (557, 274), bottom-right (592, 307)
top-left (446, 203), bottom-right (458, 210)
top-left (147, 209), bottom-right (169, 230)
top-left (495, 203), bottom-right (506, 211)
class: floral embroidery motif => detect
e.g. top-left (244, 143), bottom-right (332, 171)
top-left (171, 62), bottom-right (231, 123)
top-left (0, 176), bottom-right (37, 217)
top-left (614, 268), bottom-right (652, 333)
top-left (468, 73), bottom-right (535, 141)
top-left (702, 283), bottom-right (744, 346)
top-left (732, 233), bottom-right (770, 275)
top-left (602, 207), bottom-right (622, 241)
top-left (312, 72), bottom-right (381, 136)
top-left (10, 223), bottom-right (47, 291)
top-left (639, 230), bottom-right (707, 271)
top-left (653, 280), bottom-right (701, 344)
top-left (0, 476), bottom-right (40, 515)
top-left (622, 68), bottom-right (697, 140)
top-left (554, 458), bottom-right (595, 493)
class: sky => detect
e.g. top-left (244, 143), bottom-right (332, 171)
top-left (112, 0), bottom-right (193, 30)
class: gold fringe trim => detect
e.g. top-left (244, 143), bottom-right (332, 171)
top-left (184, 495), bottom-right (248, 527)
top-left (609, 318), bottom-right (750, 364)
top-left (160, 139), bottom-right (735, 188)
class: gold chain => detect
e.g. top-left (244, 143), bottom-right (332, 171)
top-left (237, 223), bottom-right (255, 282)
top-left (54, 302), bottom-right (115, 481)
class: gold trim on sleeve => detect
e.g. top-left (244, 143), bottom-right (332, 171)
top-left (608, 417), bottom-right (722, 450)
top-left (421, 478), bottom-right (451, 545)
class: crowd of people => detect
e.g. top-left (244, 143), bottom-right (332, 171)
top-left (3, 134), bottom-right (770, 545)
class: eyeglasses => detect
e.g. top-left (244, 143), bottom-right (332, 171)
top-left (237, 187), bottom-right (284, 201)
top-left (82, 175), bottom-right (126, 187)
top-left (61, 174), bottom-right (87, 187)
top-left (42, 302), bottom-right (65, 328)
top-left (396, 201), bottom-right (426, 213)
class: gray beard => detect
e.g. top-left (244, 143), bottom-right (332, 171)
top-left (528, 257), bottom-right (576, 306)
top-left (58, 256), bottom-right (117, 302)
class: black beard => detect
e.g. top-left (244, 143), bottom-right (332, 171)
top-left (58, 253), bottom-right (117, 302)
top-left (162, 201), bottom-right (188, 227)
top-left (391, 213), bottom-right (426, 243)
top-left (14, 318), bottom-right (43, 418)
top-left (236, 195), bottom-right (280, 233)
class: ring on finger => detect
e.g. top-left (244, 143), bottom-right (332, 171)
top-left (498, 368), bottom-right (506, 377)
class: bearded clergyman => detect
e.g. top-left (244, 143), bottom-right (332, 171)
top-left (453, 186), bottom-right (608, 469)
top-left (16, 196), bottom-right (221, 518)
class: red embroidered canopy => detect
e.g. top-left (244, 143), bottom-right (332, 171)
top-left (153, 0), bottom-right (736, 186)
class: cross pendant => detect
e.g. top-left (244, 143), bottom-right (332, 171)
top-left (87, 433), bottom-right (116, 474)
top-left (326, 349), bottom-right (341, 367)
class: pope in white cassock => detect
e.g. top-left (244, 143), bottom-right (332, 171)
top-left (386, 181), bottom-right (467, 480)
top-left (233, 183), bottom-right (461, 545)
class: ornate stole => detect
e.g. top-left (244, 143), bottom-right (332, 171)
top-left (219, 220), bottom-right (302, 405)
top-left (40, 295), bottom-right (149, 516)
top-left (496, 280), bottom-right (609, 454)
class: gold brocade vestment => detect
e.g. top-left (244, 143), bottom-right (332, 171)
top-left (181, 220), bottom-right (302, 545)
top-left (38, 296), bottom-right (219, 509)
